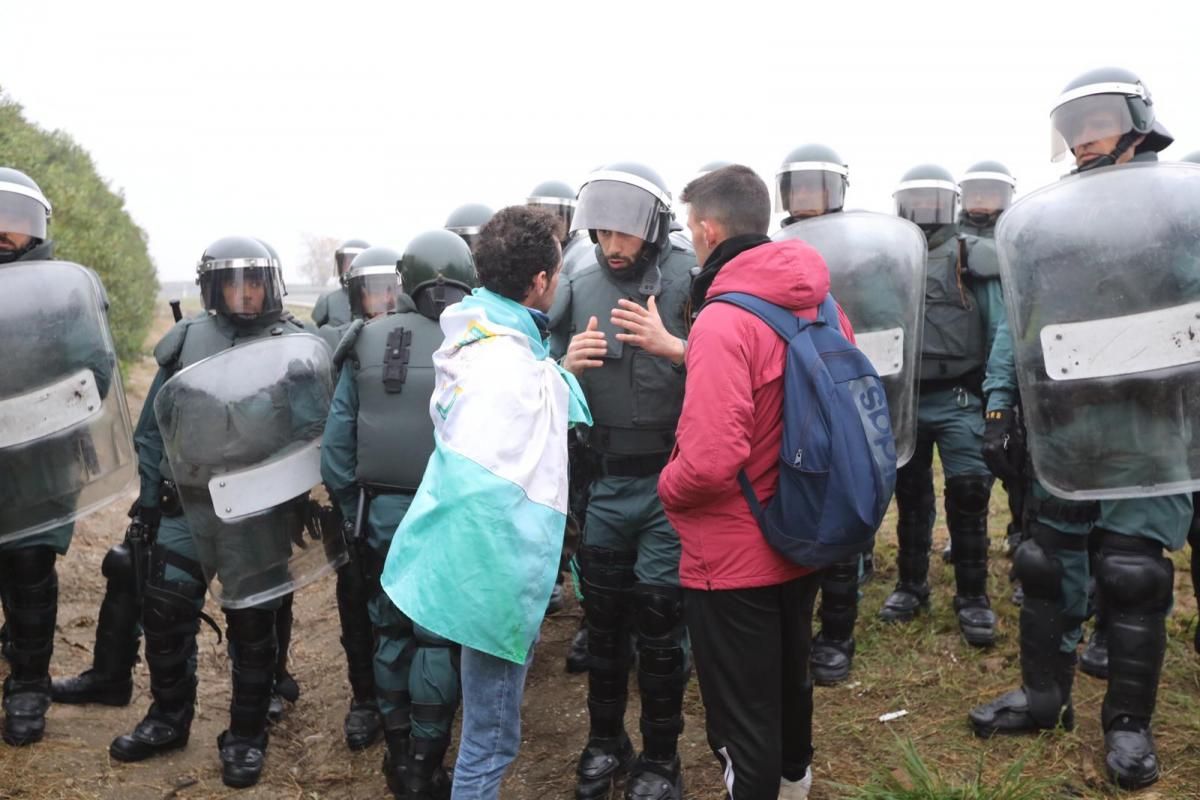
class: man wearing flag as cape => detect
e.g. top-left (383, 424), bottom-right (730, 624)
top-left (381, 206), bottom-right (590, 800)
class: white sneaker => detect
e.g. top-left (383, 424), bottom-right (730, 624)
top-left (778, 766), bottom-right (813, 799)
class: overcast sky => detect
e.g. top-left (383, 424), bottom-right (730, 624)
top-left (4, 2), bottom-right (1199, 284)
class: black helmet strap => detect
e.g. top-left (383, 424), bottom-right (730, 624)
top-left (1076, 129), bottom-right (1142, 174)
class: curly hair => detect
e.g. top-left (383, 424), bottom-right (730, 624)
top-left (473, 205), bottom-right (564, 302)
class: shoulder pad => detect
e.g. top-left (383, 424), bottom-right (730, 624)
top-left (279, 311), bottom-right (313, 332)
top-left (153, 317), bottom-right (195, 368)
top-left (332, 318), bottom-right (366, 370)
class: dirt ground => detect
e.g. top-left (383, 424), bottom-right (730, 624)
top-left (4, 306), bottom-right (1200, 799)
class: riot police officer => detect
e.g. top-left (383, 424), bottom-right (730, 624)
top-left (774, 145), bottom-right (863, 685)
top-left (321, 245), bottom-right (405, 752)
top-left (776, 143), bottom-right (849, 227)
top-left (445, 203), bottom-right (494, 251)
top-left (322, 230), bottom-right (475, 799)
top-left (555, 162), bottom-right (695, 800)
top-left (1, 168), bottom-right (133, 745)
top-left (882, 164), bottom-right (1003, 647)
top-left (108, 236), bottom-right (332, 788)
top-left (968, 67), bottom-right (1189, 790)
top-left (945, 162), bottom-right (1021, 556)
top-left (312, 239), bottom-right (369, 329)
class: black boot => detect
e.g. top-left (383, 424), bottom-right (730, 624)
top-left (406, 736), bottom-right (451, 800)
top-left (880, 466), bottom-right (934, 622)
top-left (52, 543), bottom-right (142, 706)
top-left (946, 476), bottom-right (996, 647)
top-left (219, 607), bottom-right (278, 788)
top-left (1097, 532), bottom-right (1172, 790)
top-left (268, 593), bottom-right (299, 723)
top-left (111, 551), bottom-right (203, 762)
top-left (566, 617), bottom-right (591, 674)
top-left (625, 753), bottom-right (682, 800)
top-left (0, 547), bottom-right (57, 746)
top-left (811, 558), bottom-right (859, 685)
top-left (969, 526), bottom-right (1080, 736)
top-left (336, 563), bottom-right (382, 750)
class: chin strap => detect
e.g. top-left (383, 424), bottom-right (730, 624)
top-left (1075, 130), bottom-right (1141, 174)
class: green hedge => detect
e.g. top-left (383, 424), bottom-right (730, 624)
top-left (0, 88), bottom-right (157, 367)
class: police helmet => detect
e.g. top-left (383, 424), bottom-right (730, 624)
top-left (776, 144), bottom-right (848, 220)
top-left (959, 160), bottom-right (1016, 225)
top-left (0, 167), bottom-right (51, 263)
top-left (526, 181), bottom-right (576, 241)
top-left (444, 204), bottom-right (495, 251)
top-left (196, 236), bottom-right (285, 322)
top-left (334, 239), bottom-right (370, 285)
top-left (894, 164), bottom-right (958, 229)
top-left (346, 246), bottom-right (402, 320)
top-left (400, 229), bottom-right (478, 321)
top-left (571, 162), bottom-right (674, 251)
top-left (1050, 67), bottom-right (1172, 171)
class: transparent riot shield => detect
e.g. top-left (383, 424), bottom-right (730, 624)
top-left (774, 212), bottom-right (927, 465)
top-left (997, 161), bottom-right (1200, 499)
top-left (0, 260), bottom-right (136, 544)
top-left (154, 334), bottom-right (345, 607)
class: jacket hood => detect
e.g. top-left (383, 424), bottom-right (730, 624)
top-left (706, 239), bottom-right (830, 311)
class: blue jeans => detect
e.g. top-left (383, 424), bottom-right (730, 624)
top-left (451, 643), bottom-right (536, 800)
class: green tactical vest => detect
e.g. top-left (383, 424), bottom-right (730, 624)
top-left (920, 226), bottom-right (985, 382)
top-left (313, 286), bottom-right (352, 328)
top-left (152, 311), bottom-right (312, 480)
top-left (561, 244), bottom-right (695, 456)
top-left (351, 309), bottom-right (442, 491)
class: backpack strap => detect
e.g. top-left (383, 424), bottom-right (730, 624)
top-left (706, 292), bottom-right (814, 340)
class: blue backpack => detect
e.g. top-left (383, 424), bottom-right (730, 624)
top-left (706, 292), bottom-right (897, 568)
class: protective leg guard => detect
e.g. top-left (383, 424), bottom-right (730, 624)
top-left (812, 558), bottom-right (858, 685)
top-left (969, 524), bottom-right (1081, 736)
top-left (405, 735), bottom-right (452, 800)
top-left (946, 476), bottom-right (996, 647)
top-left (632, 584), bottom-right (686, 762)
top-left (111, 547), bottom-right (203, 762)
top-left (859, 549), bottom-right (875, 585)
top-left (1097, 531), bottom-right (1172, 791)
top-left (53, 543), bottom-right (141, 706)
top-left (219, 606), bottom-right (277, 788)
top-left (335, 562), bottom-right (382, 750)
top-left (267, 593), bottom-right (299, 723)
top-left (880, 466), bottom-right (934, 622)
top-left (577, 547), bottom-right (637, 800)
top-left (1005, 479), bottom-right (1025, 559)
top-left (0, 546), bottom-right (57, 746)
top-left (384, 719), bottom-right (412, 800)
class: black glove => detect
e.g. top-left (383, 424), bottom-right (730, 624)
top-left (981, 408), bottom-right (1024, 483)
top-left (127, 501), bottom-right (162, 533)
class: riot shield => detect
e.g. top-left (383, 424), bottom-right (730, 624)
top-left (154, 334), bottom-right (345, 608)
top-left (0, 260), bottom-right (136, 544)
top-left (996, 161), bottom-right (1200, 499)
top-left (774, 212), bottom-right (927, 465)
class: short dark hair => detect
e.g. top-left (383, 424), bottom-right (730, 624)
top-left (680, 165), bottom-right (770, 237)
top-left (473, 205), bottom-right (564, 301)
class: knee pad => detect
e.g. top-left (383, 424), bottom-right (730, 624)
top-left (580, 547), bottom-right (635, 630)
top-left (895, 466), bottom-right (935, 508)
top-left (820, 559), bottom-right (859, 607)
top-left (0, 544), bottom-right (56, 587)
top-left (945, 475), bottom-right (992, 517)
top-left (101, 542), bottom-right (139, 595)
top-left (1097, 534), bottom-right (1172, 615)
top-left (1014, 525), bottom-right (1068, 602)
top-left (633, 584), bottom-right (685, 682)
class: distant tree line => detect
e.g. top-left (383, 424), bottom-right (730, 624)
top-left (0, 86), bottom-right (158, 367)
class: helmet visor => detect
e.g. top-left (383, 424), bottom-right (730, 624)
top-left (199, 266), bottom-right (285, 318)
top-left (571, 179), bottom-right (662, 241)
top-left (0, 192), bottom-right (48, 242)
top-left (895, 186), bottom-right (957, 226)
top-left (775, 169), bottom-right (846, 217)
top-left (960, 179), bottom-right (1014, 216)
top-left (1051, 93), bottom-right (1136, 162)
top-left (348, 269), bottom-right (401, 319)
top-left (335, 248), bottom-right (366, 279)
top-left (528, 199), bottom-right (575, 239)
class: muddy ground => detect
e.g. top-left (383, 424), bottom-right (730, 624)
top-left (3, 306), bottom-right (1200, 799)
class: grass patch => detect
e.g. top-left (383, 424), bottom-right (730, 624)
top-left (836, 735), bottom-right (1064, 799)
